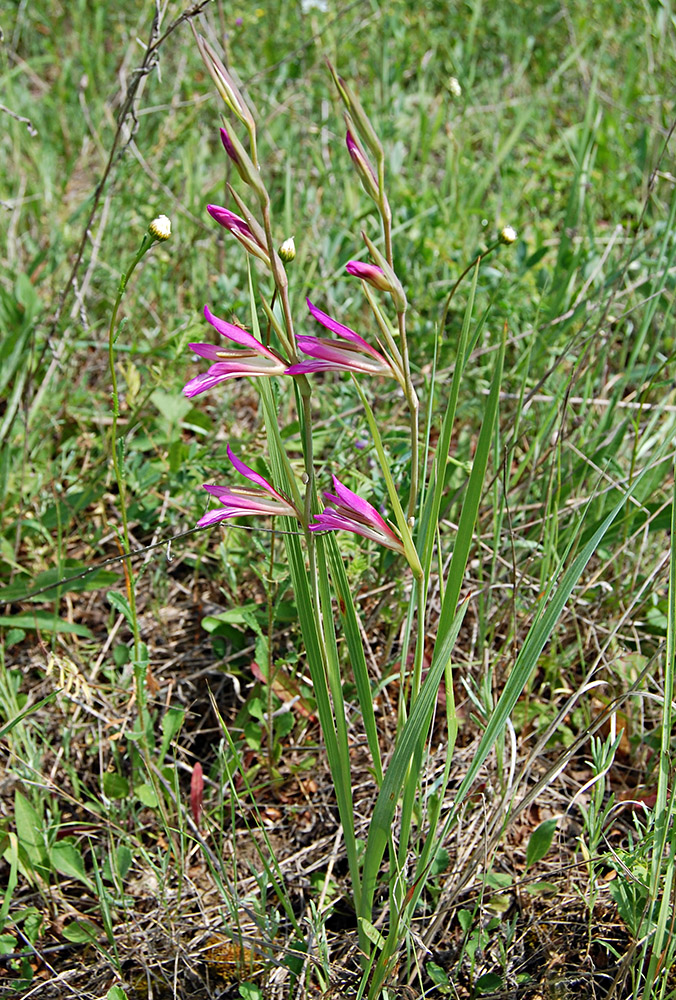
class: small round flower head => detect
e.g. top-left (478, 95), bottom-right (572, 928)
top-left (499, 225), bottom-right (517, 245)
top-left (149, 214), bottom-right (171, 241)
top-left (448, 76), bottom-right (462, 97)
top-left (279, 237), bottom-right (296, 262)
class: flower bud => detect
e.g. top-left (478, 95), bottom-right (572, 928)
top-left (448, 77), bottom-right (462, 97)
top-left (220, 126), bottom-right (267, 203)
top-left (149, 215), bottom-right (171, 241)
top-left (194, 31), bottom-right (255, 132)
top-left (346, 129), bottom-right (379, 202)
top-left (499, 225), bottom-right (517, 245)
top-left (207, 204), bottom-right (270, 266)
top-left (360, 231), bottom-right (407, 313)
top-left (279, 237), bottom-right (296, 262)
top-left (345, 261), bottom-right (390, 290)
top-left (327, 61), bottom-right (383, 162)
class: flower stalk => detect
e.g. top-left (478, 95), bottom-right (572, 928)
top-left (108, 217), bottom-right (169, 699)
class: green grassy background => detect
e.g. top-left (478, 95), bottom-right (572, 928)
top-left (1, 0), bottom-right (675, 995)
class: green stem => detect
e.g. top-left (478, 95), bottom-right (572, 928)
top-left (260, 200), bottom-right (297, 358)
top-left (397, 311), bottom-right (419, 520)
top-left (300, 387), bottom-right (315, 530)
top-left (439, 239), bottom-right (500, 337)
top-left (108, 238), bottom-right (153, 663)
top-left (266, 525), bottom-right (276, 777)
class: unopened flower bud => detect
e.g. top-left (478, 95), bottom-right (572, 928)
top-left (219, 126), bottom-right (266, 203)
top-left (499, 225), bottom-right (517, 245)
top-left (149, 215), bottom-right (171, 241)
top-left (279, 237), bottom-right (296, 262)
top-left (345, 260), bottom-right (390, 290)
top-left (448, 77), bottom-right (462, 97)
top-left (194, 32), bottom-right (255, 132)
top-left (346, 129), bottom-right (379, 202)
top-left (360, 231), bottom-right (408, 313)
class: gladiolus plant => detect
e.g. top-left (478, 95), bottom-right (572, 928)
top-left (164, 31), bottom-right (632, 1000)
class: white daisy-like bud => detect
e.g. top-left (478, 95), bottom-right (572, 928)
top-left (499, 225), bottom-right (517, 245)
top-left (279, 237), bottom-right (296, 262)
top-left (448, 77), bottom-right (462, 97)
top-left (149, 215), bottom-right (171, 241)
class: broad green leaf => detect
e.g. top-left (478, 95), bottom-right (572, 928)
top-left (107, 987), bottom-right (129, 1000)
top-left (13, 792), bottom-right (47, 869)
top-left (107, 591), bottom-right (133, 624)
top-left (475, 973), bottom-right (503, 993)
top-left (0, 933), bottom-right (17, 956)
top-left (426, 962), bottom-right (450, 988)
top-left (525, 818), bottom-right (559, 869)
top-left (0, 613), bottom-right (93, 638)
top-left (62, 920), bottom-right (98, 943)
top-left (159, 707), bottom-right (185, 760)
top-left (102, 772), bottom-right (129, 799)
top-left (135, 783), bottom-right (158, 808)
top-left (358, 917), bottom-right (386, 950)
top-left (50, 840), bottom-right (93, 890)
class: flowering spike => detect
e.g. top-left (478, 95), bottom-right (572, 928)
top-left (183, 306), bottom-right (286, 397)
top-left (197, 445), bottom-right (298, 527)
top-left (309, 475), bottom-right (404, 554)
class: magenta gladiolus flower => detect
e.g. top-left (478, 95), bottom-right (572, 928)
top-left (184, 306), bottom-right (287, 397)
top-left (309, 476), bottom-right (404, 553)
top-left (285, 299), bottom-right (400, 380)
top-left (197, 446), bottom-right (298, 527)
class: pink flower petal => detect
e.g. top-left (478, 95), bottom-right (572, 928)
top-left (306, 299), bottom-right (368, 347)
top-left (204, 306), bottom-right (279, 361)
top-left (330, 476), bottom-right (391, 531)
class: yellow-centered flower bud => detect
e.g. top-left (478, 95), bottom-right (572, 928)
top-left (279, 237), bottom-right (296, 262)
top-left (149, 215), bottom-right (171, 241)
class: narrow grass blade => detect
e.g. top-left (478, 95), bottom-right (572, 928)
top-left (352, 380), bottom-right (421, 577)
top-left (643, 459), bottom-right (676, 992)
top-left (0, 691), bottom-right (58, 740)
top-left (449, 463), bottom-right (650, 821)
top-left (418, 260), bottom-right (480, 581)
top-left (359, 596), bottom-right (469, 925)
top-left (325, 531), bottom-right (383, 783)
top-left (432, 321), bottom-right (506, 658)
